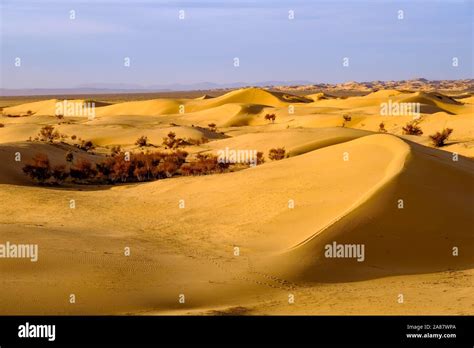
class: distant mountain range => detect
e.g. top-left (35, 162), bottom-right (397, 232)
top-left (1, 79), bottom-right (472, 97)
top-left (0, 81), bottom-right (313, 97)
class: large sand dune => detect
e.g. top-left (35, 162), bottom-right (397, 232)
top-left (0, 87), bottom-right (473, 315)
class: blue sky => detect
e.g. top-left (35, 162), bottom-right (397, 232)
top-left (1, 0), bottom-right (472, 88)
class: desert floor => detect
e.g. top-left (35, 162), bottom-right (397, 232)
top-left (0, 87), bottom-right (473, 315)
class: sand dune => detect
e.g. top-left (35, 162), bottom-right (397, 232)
top-left (0, 87), bottom-right (473, 315)
top-left (2, 99), bottom-right (110, 117)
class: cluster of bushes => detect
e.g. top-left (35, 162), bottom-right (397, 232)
top-left (401, 120), bottom-right (454, 147)
top-left (23, 150), bottom-right (189, 185)
top-left (29, 126), bottom-right (96, 152)
top-left (185, 137), bottom-right (209, 146)
top-left (180, 154), bottom-right (230, 176)
top-left (268, 147), bottom-right (286, 161)
top-left (162, 131), bottom-right (191, 149)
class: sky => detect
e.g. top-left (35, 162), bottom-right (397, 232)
top-left (1, 0), bottom-right (473, 89)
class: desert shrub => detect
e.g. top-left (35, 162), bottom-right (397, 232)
top-left (77, 140), bottom-right (95, 152)
top-left (402, 120), bottom-right (423, 136)
top-left (379, 122), bottom-right (387, 133)
top-left (162, 131), bottom-right (188, 149)
top-left (208, 123), bottom-right (217, 132)
top-left (65, 151), bottom-right (74, 162)
top-left (22, 153), bottom-right (52, 183)
top-left (268, 148), bottom-right (286, 161)
top-left (342, 114), bottom-right (352, 127)
top-left (71, 135), bottom-right (77, 140)
top-left (256, 151), bottom-right (265, 165)
top-left (264, 113), bottom-right (276, 123)
top-left (429, 128), bottom-right (453, 147)
top-left (38, 125), bottom-right (60, 142)
top-left (135, 135), bottom-right (149, 147)
top-left (180, 153), bottom-right (229, 176)
top-left (70, 158), bottom-right (97, 181)
top-left (51, 165), bottom-right (68, 184)
top-left (56, 114), bottom-right (64, 120)
top-left (0, 123), bottom-right (4, 128)
top-left (26, 110), bottom-right (33, 116)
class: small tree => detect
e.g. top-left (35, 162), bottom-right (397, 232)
top-left (429, 128), bottom-right (453, 147)
top-left (342, 114), bottom-right (352, 127)
top-left (268, 147), bottom-right (286, 161)
top-left (79, 140), bottom-right (95, 152)
top-left (70, 158), bottom-right (97, 181)
top-left (38, 125), bottom-right (60, 142)
top-left (110, 145), bottom-right (122, 156)
top-left (264, 114), bottom-right (276, 124)
top-left (379, 122), bottom-right (387, 133)
top-left (402, 120), bottom-right (423, 136)
top-left (22, 153), bottom-right (51, 183)
top-left (135, 135), bottom-right (149, 147)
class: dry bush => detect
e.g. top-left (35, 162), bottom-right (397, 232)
top-left (77, 140), bottom-right (95, 152)
top-left (185, 137), bottom-right (209, 146)
top-left (181, 154), bottom-right (229, 176)
top-left (342, 114), bottom-right (352, 127)
top-left (51, 165), bottom-right (68, 184)
top-left (22, 153), bottom-right (51, 183)
top-left (264, 114), bottom-right (276, 123)
top-left (135, 135), bottom-right (149, 147)
top-left (65, 151), bottom-right (74, 162)
top-left (208, 123), bottom-right (217, 132)
top-left (26, 110), bottom-right (33, 116)
top-left (256, 151), bottom-right (265, 165)
top-left (70, 158), bottom-right (97, 181)
top-left (38, 125), bottom-right (60, 142)
top-left (429, 128), bottom-right (453, 147)
top-left (268, 148), bottom-right (286, 161)
top-left (162, 131), bottom-right (187, 149)
top-left (379, 122), bottom-right (387, 133)
top-left (0, 123), bottom-right (4, 128)
top-left (110, 145), bottom-right (122, 155)
top-left (71, 135), bottom-right (77, 140)
top-left (402, 120), bottom-right (423, 136)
